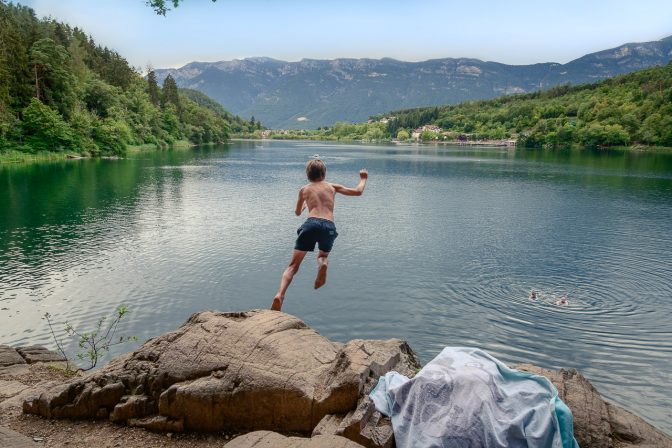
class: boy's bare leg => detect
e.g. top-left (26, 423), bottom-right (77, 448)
top-left (272, 250), bottom-right (307, 311)
top-left (314, 250), bottom-right (329, 289)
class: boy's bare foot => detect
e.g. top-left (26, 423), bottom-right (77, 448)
top-left (314, 263), bottom-right (328, 289)
top-left (271, 295), bottom-right (283, 311)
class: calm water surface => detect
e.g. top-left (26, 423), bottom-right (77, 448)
top-left (1, 141), bottom-right (671, 433)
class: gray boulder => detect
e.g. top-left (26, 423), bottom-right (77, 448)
top-left (517, 364), bottom-right (672, 448)
top-left (23, 310), bottom-right (419, 435)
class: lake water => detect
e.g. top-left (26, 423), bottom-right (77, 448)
top-left (1, 141), bottom-right (671, 433)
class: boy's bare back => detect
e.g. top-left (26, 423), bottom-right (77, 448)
top-left (297, 169), bottom-right (369, 222)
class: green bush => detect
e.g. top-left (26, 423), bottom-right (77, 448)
top-left (21, 98), bottom-right (74, 152)
top-left (93, 118), bottom-right (132, 155)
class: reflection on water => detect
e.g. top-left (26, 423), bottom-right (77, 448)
top-left (1, 141), bottom-right (671, 433)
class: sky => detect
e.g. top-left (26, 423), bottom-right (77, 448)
top-left (21, 0), bottom-right (672, 70)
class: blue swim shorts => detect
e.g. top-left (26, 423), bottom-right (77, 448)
top-left (295, 217), bottom-right (338, 252)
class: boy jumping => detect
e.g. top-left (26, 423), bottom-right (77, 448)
top-left (271, 159), bottom-right (368, 311)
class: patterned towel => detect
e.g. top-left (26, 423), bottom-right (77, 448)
top-left (370, 347), bottom-right (579, 448)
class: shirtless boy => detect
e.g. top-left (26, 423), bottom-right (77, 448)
top-left (271, 159), bottom-right (368, 311)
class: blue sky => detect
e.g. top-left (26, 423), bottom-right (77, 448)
top-left (21, 0), bottom-right (672, 69)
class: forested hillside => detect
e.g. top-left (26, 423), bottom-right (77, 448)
top-left (0, 2), bottom-right (252, 157)
top-left (373, 63), bottom-right (672, 148)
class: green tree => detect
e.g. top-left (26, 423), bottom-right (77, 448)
top-left (148, 0), bottom-right (217, 15)
top-left (93, 117), bottom-right (132, 155)
top-left (363, 124), bottom-right (384, 141)
top-left (67, 36), bottom-right (88, 81)
top-left (396, 129), bottom-right (410, 140)
top-left (146, 69), bottom-right (161, 106)
top-left (161, 74), bottom-right (181, 114)
top-left (69, 106), bottom-right (99, 154)
top-left (161, 103), bottom-right (182, 140)
top-left (421, 130), bottom-right (438, 141)
top-left (82, 76), bottom-right (119, 118)
top-left (21, 97), bottom-right (74, 151)
top-left (29, 38), bottom-right (76, 117)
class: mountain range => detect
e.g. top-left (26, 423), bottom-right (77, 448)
top-left (155, 36), bottom-right (672, 129)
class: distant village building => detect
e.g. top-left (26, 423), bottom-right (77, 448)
top-left (412, 125), bottom-right (443, 140)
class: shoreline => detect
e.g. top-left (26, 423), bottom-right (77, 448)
top-left (0, 140), bottom-right (208, 166)
top-left (231, 136), bottom-right (672, 152)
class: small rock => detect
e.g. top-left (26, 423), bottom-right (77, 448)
top-left (0, 345), bottom-right (26, 367)
top-left (227, 431), bottom-right (365, 448)
top-left (128, 415), bottom-right (184, 433)
top-left (110, 395), bottom-right (155, 423)
top-left (16, 346), bottom-right (65, 364)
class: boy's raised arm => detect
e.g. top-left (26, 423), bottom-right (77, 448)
top-left (333, 169), bottom-right (368, 196)
top-left (295, 187), bottom-right (306, 216)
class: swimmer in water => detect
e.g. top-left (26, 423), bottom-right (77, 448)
top-left (529, 290), bottom-right (537, 300)
top-left (556, 296), bottom-right (569, 306)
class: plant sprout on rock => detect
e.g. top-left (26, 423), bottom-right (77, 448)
top-left (43, 304), bottom-right (137, 371)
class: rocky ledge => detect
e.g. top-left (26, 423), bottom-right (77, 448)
top-left (16, 310), bottom-right (672, 448)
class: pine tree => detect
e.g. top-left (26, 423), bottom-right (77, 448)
top-left (146, 69), bottom-right (160, 106)
top-left (161, 74), bottom-right (181, 114)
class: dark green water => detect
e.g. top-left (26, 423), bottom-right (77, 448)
top-left (1, 141), bottom-right (671, 432)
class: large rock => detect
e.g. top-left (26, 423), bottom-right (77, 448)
top-left (23, 310), bottom-right (419, 435)
top-left (517, 364), bottom-right (672, 448)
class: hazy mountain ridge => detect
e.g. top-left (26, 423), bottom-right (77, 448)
top-left (155, 36), bottom-right (672, 129)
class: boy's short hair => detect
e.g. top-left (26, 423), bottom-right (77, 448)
top-left (306, 159), bottom-right (326, 181)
